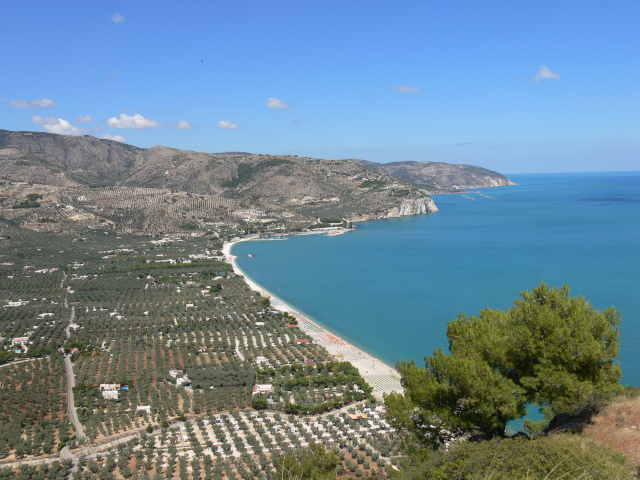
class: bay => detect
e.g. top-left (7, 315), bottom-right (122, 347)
top-left (232, 172), bottom-right (640, 384)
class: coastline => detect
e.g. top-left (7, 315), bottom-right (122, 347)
top-left (222, 236), bottom-right (403, 401)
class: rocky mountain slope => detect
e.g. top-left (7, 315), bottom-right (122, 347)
top-left (0, 130), bottom-right (144, 186)
top-left (0, 130), bottom-right (514, 234)
top-left (355, 159), bottom-right (516, 190)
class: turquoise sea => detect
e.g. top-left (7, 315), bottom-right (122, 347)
top-left (232, 172), bottom-right (640, 385)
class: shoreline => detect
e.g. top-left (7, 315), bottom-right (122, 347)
top-left (222, 236), bottom-right (403, 400)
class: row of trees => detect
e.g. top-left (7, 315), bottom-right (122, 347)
top-left (0, 231), bottom-right (385, 469)
top-left (0, 355), bottom-right (69, 458)
top-left (66, 405), bottom-right (398, 479)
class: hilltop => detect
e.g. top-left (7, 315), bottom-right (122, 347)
top-left (355, 159), bottom-right (516, 191)
top-left (0, 129), bottom-right (515, 236)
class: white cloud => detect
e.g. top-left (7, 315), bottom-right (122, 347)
top-left (31, 115), bottom-right (56, 125)
top-left (168, 120), bottom-right (195, 130)
top-left (392, 85), bottom-right (421, 93)
top-left (532, 65), bottom-right (560, 83)
top-left (107, 113), bottom-right (161, 130)
top-left (111, 12), bottom-right (124, 25)
top-left (266, 97), bottom-right (291, 109)
top-left (217, 120), bottom-right (239, 130)
top-left (31, 116), bottom-right (86, 135)
top-left (75, 115), bottom-right (94, 123)
top-left (100, 134), bottom-right (127, 143)
top-left (2, 98), bottom-right (56, 109)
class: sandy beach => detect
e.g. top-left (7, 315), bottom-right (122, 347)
top-left (222, 237), bottom-right (403, 400)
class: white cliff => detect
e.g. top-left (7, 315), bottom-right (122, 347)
top-left (349, 197), bottom-right (438, 221)
top-left (382, 197), bottom-right (439, 217)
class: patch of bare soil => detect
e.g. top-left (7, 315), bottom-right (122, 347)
top-left (585, 395), bottom-right (640, 468)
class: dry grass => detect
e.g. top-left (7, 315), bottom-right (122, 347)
top-left (585, 392), bottom-right (640, 468)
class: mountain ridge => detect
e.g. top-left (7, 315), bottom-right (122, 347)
top-left (0, 129), bottom-right (515, 235)
top-left (0, 129), bottom-right (514, 192)
top-left (354, 159), bottom-right (516, 191)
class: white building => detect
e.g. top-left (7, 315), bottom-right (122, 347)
top-left (102, 390), bottom-right (119, 400)
top-left (176, 376), bottom-right (190, 387)
top-left (255, 356), bottom-right (268, 365)
top-left (99, 383), bottom-right (121, 390)
top-left (252, 384), bottom-right (274, 395)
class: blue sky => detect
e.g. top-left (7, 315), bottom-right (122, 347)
top-left (1, 1), bottom-right (638, 174)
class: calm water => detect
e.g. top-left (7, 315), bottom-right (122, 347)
top-left (232, 172), bottom-right (640, 384)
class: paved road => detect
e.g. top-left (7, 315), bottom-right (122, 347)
top-left (60, 446), bottom-right (79, 480)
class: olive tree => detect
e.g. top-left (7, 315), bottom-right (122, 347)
top-left (390, 435), bottom-right (634, 480)
top-left (273, 443), bottom-right (339, 480)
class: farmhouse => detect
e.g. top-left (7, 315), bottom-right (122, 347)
top-left (252, 384), bottom-right (274, 395)
top-left (99, 383), bottom-right (121, 390)
top-left (102, 390), bottom-right (119, 400)
top-left (255, 355), bottom-right (268, 365)
top-left (99, 383), bottom-right (121, 399)
top-left (176, 377), bottom-right (191, 387)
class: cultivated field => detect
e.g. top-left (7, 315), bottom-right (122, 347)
top-left (0, 231), bottom-right (402, 479)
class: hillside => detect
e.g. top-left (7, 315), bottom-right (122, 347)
top-left (355, 159), bottom-right (516, 191)
top-left (0, 130), bottom-right (515, 235)
top-left (0, 130), bottom-right (144, 186)
top-left (0, 130), bottom-right (515, 194)
top-left (584, 389), bottom-right (640, 470)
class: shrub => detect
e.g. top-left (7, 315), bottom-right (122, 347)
top-left (392, 435), bottom-right (634, 480)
